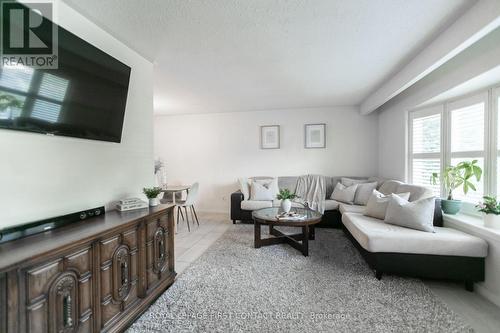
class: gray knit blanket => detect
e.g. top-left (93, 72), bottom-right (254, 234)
top-left (295, 174), bottom-right (326, 214)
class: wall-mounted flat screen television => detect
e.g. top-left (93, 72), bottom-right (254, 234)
top-left (0, 7), bottom-right (131, 143)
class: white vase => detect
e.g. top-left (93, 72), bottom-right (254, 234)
top-left (149, 198), bottom-right (159, 207)
top-left (483, 214), bottom-right (500, 229)
top-left (281, 199), bottom-right (292, 213)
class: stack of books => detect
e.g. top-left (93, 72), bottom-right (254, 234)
top-left (116, 198), bottom-right (148, 212)
top-left (276, 211), bottom-right (306, 221)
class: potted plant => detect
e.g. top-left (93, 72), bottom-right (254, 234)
top-left (431, 160), bottom-right (482, 215)
top-left (0, 93), bottom-right (23, 118)
top-left (143, 187), bottom-right (162, 207)
top-left (276, 188), bottom-right (297, 213)
top-left (477, 196), bottom-right (500, 229)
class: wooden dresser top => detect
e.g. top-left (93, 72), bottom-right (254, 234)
top-left (0, 204), bottom-right (174, 273)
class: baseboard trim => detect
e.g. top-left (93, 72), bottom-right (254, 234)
top-left (475, 283), bottom-right (500, 308)
top-left (197, 210), bottom-right (228, 215)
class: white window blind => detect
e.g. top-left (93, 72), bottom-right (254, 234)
top-left (497, 95), bottom-right (500, 196)
top-left (31, 100), bottom-right (61, 123)
top-left (0, 66), bottom-right (34, 92)
top-left (412, 114), bottom-right (441, 154)
top-left (448, 99), bottom-right (485, 203)
top-left (39, 73), bottom-right (69, 102)
top-left (451, 103), bottom-right (484, 152)
top-left (409, 110), bottom-right (441, 195)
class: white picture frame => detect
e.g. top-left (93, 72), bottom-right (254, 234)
top-left (260, 125), bottom-right (280, 149)
top-left (304, 123), bottom-right (326, 148)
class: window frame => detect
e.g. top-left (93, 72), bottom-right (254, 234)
top-left (408, 105), bottom-right (443, 196)
top-left (446, 92), bottom-right (488, 204)
top-left (408, 89), bottom-right (497, 214)
top-left (0, 69), bottom-right (69, 122)
top-left (493, 87), bottom-right (500, 196)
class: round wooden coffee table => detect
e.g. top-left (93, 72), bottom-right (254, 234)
top-left (252, 207), bottom-right (322, 256)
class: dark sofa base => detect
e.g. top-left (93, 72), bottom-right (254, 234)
top-left (232, 208), bottom-right (342, 228)
top-left (231, 191), bottom-right (342, 227)
top-left (342, 224), bottom-right (485, 291)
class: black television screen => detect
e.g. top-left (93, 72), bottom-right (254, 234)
top-left (0, 15), bottom-right (131, 142)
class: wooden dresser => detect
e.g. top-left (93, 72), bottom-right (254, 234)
top-left (0, 204), bottom-right (176, 333)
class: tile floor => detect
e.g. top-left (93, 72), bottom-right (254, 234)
top-left (174, 212), bottom-right (232, 274)
top-left (173, 212), bottom-right (500, 333)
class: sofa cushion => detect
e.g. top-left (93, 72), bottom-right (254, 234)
top-left (238, 178), bottom-right (251, 200)
top-left (241, 200), bottom-right (273, 211)
top-left (384, 195), bottom-right (435, 233)
top-left (331, 183), bottom-right (358, 204)
top-left (368, 176), bottom-right (386, 189)
top-left (342, 213), bottom-right (488, 257)
top-left (364, 190), bottom-right (411, 220)
top-left (341, 177), bottom-right (369, 187)
top-left (278, 176), bottom-right (298, 193)
top-left (378, 180), bottom-right (404, 195)
top-left (396, 184), bottom-right (434, 202)
top-left (353, 182), bottom-right (378, 205)
top-left (325, 177), bottom-right (368, 199)
top-left (250, 178), bottom-right (279, 201)
top-left (324, 199), bottom-right (340, 211)
top-left (339, 203), bottom-right (366, 214)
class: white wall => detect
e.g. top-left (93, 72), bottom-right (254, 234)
top-left (378, 27), bottom-right (500, 180)
top-left (0, 1), bottom-right (154, 229)
top-left (154, 107), bottom-right (379, 213)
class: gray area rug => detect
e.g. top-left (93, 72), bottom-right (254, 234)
top-left (128, 225), bottom-right (472, 332)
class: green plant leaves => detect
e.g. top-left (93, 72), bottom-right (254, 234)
top-left (143, 187), bottom-right (162, 199)
top-left (477, 196), bottom-right (500, 215)
top-left (430, 160), bottom-right (482, 200)
top-left (277, 188), bottom-right (297, 200)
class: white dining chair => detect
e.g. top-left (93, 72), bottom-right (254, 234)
top-left (176, 182), bottom-right (199, 231)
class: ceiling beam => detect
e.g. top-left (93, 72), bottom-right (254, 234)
top-left (360, 0), bottom-right (500, 115)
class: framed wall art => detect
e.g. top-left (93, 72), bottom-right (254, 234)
top-left (260, 125), bottom-right (280, 149)
top-left (304, 123), bottom-right (326, 148)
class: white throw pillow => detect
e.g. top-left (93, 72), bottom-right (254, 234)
top-left (364, 190), bottom-right (411, 220)
top-left (238, 178), bottom-right (251, 200)
top-left (341, 177), bottom-right (369, 187)
top-left (250, 178), bottom-right (279, 201)
top-left (353, 182), bottom-right (378, 206)
top-left (331, 182), bottom-right (358, 204)
top-left (384, 194), bottom-right (435, 233)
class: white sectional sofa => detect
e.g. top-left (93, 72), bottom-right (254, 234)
top-left (230, 176), bottom-right (488, 290)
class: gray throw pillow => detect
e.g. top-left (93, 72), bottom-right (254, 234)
top-left (364, 190), bottom-right (411, 220)
top-left (341, 177), bottom-right (369, 187)
top-left (250, 178), bottom-right (279, 201)
top-left (331, 182), bottom-right (358, 204)
top-left (384, 194), bottom-right (435, 233)
top-left (353, 182), bottom-right (378, 205)
top-left (238, 178), bottom-right (250, 200)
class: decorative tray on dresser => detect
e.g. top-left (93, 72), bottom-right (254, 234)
top-left (0, 204), bottom-right (176, 333)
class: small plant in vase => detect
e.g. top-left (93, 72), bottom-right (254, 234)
top-left (277, 189), bottom-right (297, 213)
top-left (143, 187), bottom-right (162, 207)
top-left (431, 160), bottom-right (482, 215)
top-left (477, 196), bottom-right (500, 229)
top-left (0, 93), bottom-right (23, 118)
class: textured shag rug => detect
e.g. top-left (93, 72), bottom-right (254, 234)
top-left (128, 225), bottom-right (472, 332)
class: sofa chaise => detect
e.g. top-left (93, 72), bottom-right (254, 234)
top-left (230, 176), bottom-right (488, 290)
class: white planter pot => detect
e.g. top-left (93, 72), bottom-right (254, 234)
top-left (281, 199), bottom-right (292, 213)
top-left (483, 214), bottom-right (500, 229)
top-left (149, 198), bottom-right (159, 207)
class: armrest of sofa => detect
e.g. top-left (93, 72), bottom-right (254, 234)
top-left (231, 190), bottom-right (245, 223)
top-left (434, 198), bottom-right (443, 227)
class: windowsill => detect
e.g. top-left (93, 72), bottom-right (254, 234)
top-left (444, 213), bottom-right (500, 242)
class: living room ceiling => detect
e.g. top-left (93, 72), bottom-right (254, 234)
top-left (63, 0), bottom-right (474, 115)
